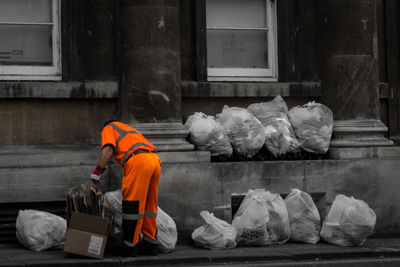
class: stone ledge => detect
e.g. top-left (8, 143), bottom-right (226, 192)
top-left (328, 146), bottom-right (400, 159)
top-left (158, 151), bottom-right (210, 163)
top-left (133, 123), bottom-right (195, 152)
top-left (0, 81), bottom-right (118, 98)
top-left (0, 145), bottom-right (208, 168)
top-left (331, 120), bottom-right (394, 147)
top-left (181, 81), bottom-right (321, 97)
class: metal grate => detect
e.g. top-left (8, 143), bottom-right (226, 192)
top-left (0, 201), bottom-right (66, 244)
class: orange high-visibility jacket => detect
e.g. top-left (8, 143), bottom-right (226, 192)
top-left (101, 122), bottom-right (156, 167)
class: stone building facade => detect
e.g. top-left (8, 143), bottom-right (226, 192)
top-left (1, 0), bottom-right (400, 242)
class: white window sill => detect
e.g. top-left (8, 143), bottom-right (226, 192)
top-left (208, 77), bottom-right (278, 82)
top-left (0, 75), bottom-right (62, 81)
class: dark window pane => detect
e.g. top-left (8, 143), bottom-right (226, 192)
top-left (207, 29), bottom-right (269, 68)
top-left (0, 25), bottom-right (53, 66)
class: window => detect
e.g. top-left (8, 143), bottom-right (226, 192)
top-left (206, 0), bottom-right (277, 81)
top-left (0, 0), bottom-right (61, 80)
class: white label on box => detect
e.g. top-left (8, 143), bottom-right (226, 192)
top-left (88, 235), bottom-right (104, 255)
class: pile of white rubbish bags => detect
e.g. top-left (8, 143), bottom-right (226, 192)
top-left (184, 96), bottom-right (334, 158)
top-left (15, 189), bottom-right (178, 253)
top-left (192, 189), bottom-right (376, 249)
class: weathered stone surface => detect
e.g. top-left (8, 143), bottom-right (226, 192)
top-left (156, 159), bottom-right (400, 241)
top-left (158, 151), bottom-right (209, 162)
top-left (119, 6), bottom-right (180, 52)
top-left (317, 0), bottom-right (379, 119)
top-left (119, 52), bottom-right (181, 123)
top-left (118, 0), bottom-right (182, 124)
top-left (317, 0), bottom-right (376, 57)
top-left (328, 146), bottom-right (400, 159)
top-left (2, 147), bottom-right (400, 240)
top-left (277, 0), bottom-right (319, 82)
top-left (330, 119), bottom-right (393, 147)
top-left (316, 0), bottom-right (391, 147)
top-left (0, 100), bottom-right (115, 146)
top-left (181, 82), bottom-right (321, 98)
top-left (321, 56), bottom-right (380, 120)
top-left (132, 122), bottom-right (194, 151)
top-left (305, 159), bottom-right (400, 237)
top-left (82, 0), bottom-right (116, 80)
top-left (0, 82), bottom-right (118, 99)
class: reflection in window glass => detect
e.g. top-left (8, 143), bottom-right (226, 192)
top-left (0, 25), bottom-right (53, 66)
top-left (207, 29), bottom-right (269, 69)
top-left (206, 0), bottom-right (266, 28)
top-left (0, 0), bottom-right (52, 23)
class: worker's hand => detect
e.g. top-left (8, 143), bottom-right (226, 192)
top-left (90, 164), bottom-right (105, 184)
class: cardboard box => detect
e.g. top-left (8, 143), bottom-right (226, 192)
top-left (64, 212), bottom-right (111, 259)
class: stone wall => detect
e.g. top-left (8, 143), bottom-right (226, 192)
top-left (1, 146), bottom-right (399, 242)
top-left (0, 99), bottom-right (116, 146)
top-left (157, 159), bottom-right (400, 242)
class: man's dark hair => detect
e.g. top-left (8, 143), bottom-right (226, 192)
top-left (103, 119), bottom-right (119, 128)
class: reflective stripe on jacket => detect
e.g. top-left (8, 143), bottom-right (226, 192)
top-left (101, 122), bottom-right (156, 167)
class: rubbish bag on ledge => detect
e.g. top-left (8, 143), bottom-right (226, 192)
top-left (157, 207), bottom-right (178, 253)
top-left (192, 211), bottom-right (237, 250)
top-left (263, 191), bottom-right (291, 244)
top-left (184, 112), bottom-right (232, 157)
top-left (288, 101), bottom-right (333, 154)
top-left (248, 96), bottom-right (300, 157)
top-left (16, 210), bottom-right (67, 252)
top-left (284, 189), bottom-right (321, 244)
top-left (232, 189), bottom-right (270, 246)
top-left (217, 106), bottom-right (265, 158)
top-left (320, 194), bottom-right (376, 247)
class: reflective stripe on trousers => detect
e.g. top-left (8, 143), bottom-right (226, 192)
top-left (122, 210), bottom-right (157, 246)
top-left (122, 152), bottom-right (161, 245)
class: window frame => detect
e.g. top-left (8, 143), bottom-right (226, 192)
top-left (201, 0), bottom-right (278, 82)
top-left (0, 0), bottom-right (61, 81)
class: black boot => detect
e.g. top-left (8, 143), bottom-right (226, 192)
top-left (137, 236), bottom-right (159, 256)
top-left (120, 241), bottom-right (137, 257)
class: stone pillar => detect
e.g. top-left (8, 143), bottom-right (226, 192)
top-left (117, 0), bottom-right (194, 152)
top-left (317, 0), bottom-right (393, 150)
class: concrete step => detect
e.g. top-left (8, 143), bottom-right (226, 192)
top-left (0, 146), bottom-right (210, 168)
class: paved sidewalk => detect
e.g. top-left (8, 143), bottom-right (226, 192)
top-left (2, 239), bottom-right (400, 266)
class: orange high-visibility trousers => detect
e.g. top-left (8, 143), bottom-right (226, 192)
top-left (121, 152), bottom-right (161, 246)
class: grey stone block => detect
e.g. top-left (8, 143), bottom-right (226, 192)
top-left (328, 146), bottom-right (400, 159)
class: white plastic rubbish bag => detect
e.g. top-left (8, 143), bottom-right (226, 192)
top-left (217, 106), bottom-right (265, 158)
top-left (232, 189), bottom-right (270, 246)
top-left (288, 101), bottom-right (333, 154)
top-left (192, 211), bottom-right (237, 249)
top-left (103, 189), bottom-right (124, 249)
top-left (104, 189), bottom-right (123, 227)
top-left (104, 189), bottom-right (178, 253)
top-left (103, 190), bottom-right (178, 253)
top-left (16, 210), bottom-right (67, 251)
top-left (248, 96), bottom-right (299, 157)
top-left (184, 112), bottom-right (233, 157)
top-left (320, 194), bottom-right (376, 247)
top-left (263, 191), bottom-right (291, 244)
top-left (284, 189), bottom-right (321, 244)
top-left (157, 207), bottom-right (178, 253)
